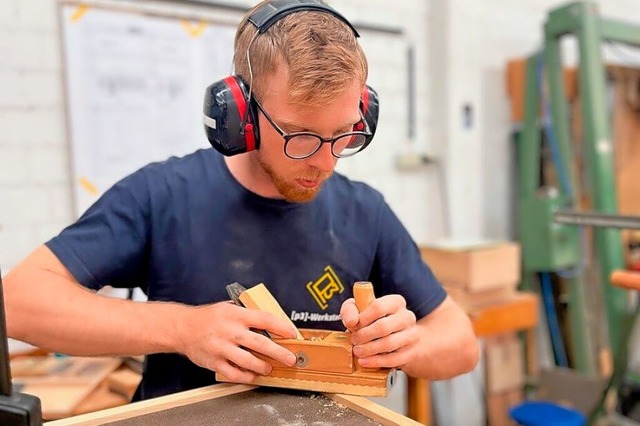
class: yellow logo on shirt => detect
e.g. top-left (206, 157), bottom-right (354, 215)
top-left (306, 266), bottom-right (345, 310)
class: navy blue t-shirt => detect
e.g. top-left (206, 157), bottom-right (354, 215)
top-left (47, 148), bottom-right (446, 400)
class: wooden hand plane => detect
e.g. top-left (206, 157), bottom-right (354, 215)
top-left (216, 282), bottom-right (395, 397)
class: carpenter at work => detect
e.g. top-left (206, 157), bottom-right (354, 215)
top-left (4, 0), bottom-right (479, 400)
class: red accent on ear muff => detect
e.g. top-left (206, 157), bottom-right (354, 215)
top-left (225, 76), bottom-right (246, 118)
top-left (244, 123), bottom-right (255, 151)
top-left (355, 122), bottom-right (364, 131)
top-left (361, 87), bottom-right (370, 115)
top-left (225, 76), bottom-right (256, 152)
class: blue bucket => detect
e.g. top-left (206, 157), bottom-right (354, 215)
top-left (509, 401), bottom-right (586, 426)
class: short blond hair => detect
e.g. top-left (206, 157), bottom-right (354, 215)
top-left (234, 1), bottom-right (368, 107)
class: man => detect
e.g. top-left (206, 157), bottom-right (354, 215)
top-left (4, 0), bottom-right (479, 401)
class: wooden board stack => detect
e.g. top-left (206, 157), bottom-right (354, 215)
top-left (420, 240), bottom-right (527, 426)
top-left (10, 356), bottom-right (123, 420)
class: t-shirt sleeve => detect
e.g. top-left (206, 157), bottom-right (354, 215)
top-left (370, 200), bottom-right (447, 319)
top-left (46, 172), bottom-right (150, 291)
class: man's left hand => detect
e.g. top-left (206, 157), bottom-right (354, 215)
top-left (340, 295), bottom-right (418, 369)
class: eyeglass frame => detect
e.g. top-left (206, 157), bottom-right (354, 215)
top-left (252, 98), bottom-right (373, 160)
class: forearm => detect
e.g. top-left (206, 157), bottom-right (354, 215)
top-left (4, 246), bottom-right (187, 357)
top-left (401, 298), bottom-right (480, 380)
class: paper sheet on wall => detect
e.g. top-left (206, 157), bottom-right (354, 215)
top-left (61, 5), bottom-right (235, 217)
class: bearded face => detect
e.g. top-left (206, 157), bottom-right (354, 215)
top-left (244, 66), bottom-right (363, 203)
top-left (256, 150), bottom-right (333, 203)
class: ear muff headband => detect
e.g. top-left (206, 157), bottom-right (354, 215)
top-left (248, 0), bottom-right (360, 37)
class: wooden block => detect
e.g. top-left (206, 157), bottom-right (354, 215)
top-left (107, 367), bottom-right (142, 400)
top-left (255, 329), bottom-right (353, 374)
top-left (239, 283), bottom-right (304, 340)
top-left (484, 334), bottom-right (524, 393)
top-left (420, 241), bottom-right (521, 291)
top-left (468, 292), bottom-right (538, 337)
top-left (445, 285), bottom-right (516, 308)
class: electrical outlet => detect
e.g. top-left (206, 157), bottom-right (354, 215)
top-left (394, 152), bottom-right (432, 171)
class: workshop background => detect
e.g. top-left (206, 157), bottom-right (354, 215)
top-left (6, 0), bottom-right (636, 271)
top-left (1, 0), bottom-right (640, 425)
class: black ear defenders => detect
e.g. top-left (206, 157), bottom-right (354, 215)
top-left (203, 0), bottom-right (379, 157)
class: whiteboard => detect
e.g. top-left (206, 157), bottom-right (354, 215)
top-left (60, 4), bottom-right (236, 217)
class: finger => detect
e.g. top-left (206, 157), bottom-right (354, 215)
top-left (357, 347), bottom-right (414, 369)
top-left (340, 298), bottom-right (360, 329)
top-left (356, 295), bottom-right (406, 328)
top-left (225, 344), bottom-right (274, 376)
top-left (353, 327), bottom-right (411, 358)
top-left (351, 309), bottom-right (415, 345)
top-left (240, 330), bottom-right (298, 367)
top-left (215, 360), bottom-right (257, 384)
top-left (244, 310), bottom-right (299, 340)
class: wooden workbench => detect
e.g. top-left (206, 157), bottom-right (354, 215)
top-left (45, 383), bottom-right (421, 426)
top-left (406, 292), bottom-right (539, 424)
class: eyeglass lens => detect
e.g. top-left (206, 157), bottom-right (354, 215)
top-left (285, 133), bottom-right (367, 159)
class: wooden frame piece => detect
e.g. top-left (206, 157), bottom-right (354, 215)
top-left (328, 393), bottom-right (423, 426)
top-left (45, 383), bottom-right (421, 426)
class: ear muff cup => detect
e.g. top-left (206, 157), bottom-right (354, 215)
top-left (360, 85), bottom-right (379, 150)
top-left (203, 76), bottom-right (259, 157)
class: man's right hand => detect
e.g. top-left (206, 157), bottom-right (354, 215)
top-left (175, 301), bottom-right (299, 383)
top-left (5, 245), bottom-right (298, 383)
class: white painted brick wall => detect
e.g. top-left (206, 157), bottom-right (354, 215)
top-left (0, 0), bottom-right (67, 271)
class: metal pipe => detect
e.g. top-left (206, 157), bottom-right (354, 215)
top-left (554, 210), bottom-right (640, 230)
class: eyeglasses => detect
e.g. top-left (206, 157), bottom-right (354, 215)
top-left (253, 99), bottom-right (372, 160)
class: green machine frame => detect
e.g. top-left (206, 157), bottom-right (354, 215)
top-left (518, 1), bottom-right (640, 376)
